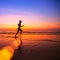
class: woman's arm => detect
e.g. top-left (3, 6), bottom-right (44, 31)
top-left (21, 25), bottom-right (24, 27)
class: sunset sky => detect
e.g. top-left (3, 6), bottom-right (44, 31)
top-left (0, 0), bottom-right (59, 32)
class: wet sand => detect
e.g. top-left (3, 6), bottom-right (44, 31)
top-left (0, 33), bottom-right (60, 60)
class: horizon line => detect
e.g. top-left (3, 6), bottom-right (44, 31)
top-left (0, 31), bottom-right (60, 34)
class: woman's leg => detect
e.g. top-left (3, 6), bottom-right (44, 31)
top-left (15, 29), bottom-right (19, 38)
top-left (20, 29), bottom-right (22, 34)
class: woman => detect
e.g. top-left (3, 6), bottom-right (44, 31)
top-left (15, 20), bottom-right (24, 38)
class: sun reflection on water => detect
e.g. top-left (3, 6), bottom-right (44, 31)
top-left (0, 37), bottom-right (21, 60)
top-left (0, 46), bottom-right (14, 60)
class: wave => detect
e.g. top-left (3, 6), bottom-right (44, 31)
top-left (0, 32), bottom-right (60, 34)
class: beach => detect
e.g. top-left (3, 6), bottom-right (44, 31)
top-left (0, 33), bottom-right (60, 60)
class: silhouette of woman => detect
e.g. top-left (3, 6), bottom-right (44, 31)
top-left (15, 20), bottom-right (24, 38)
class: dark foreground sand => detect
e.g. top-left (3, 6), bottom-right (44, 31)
top-left (11, 40), bottom-right (60, 60)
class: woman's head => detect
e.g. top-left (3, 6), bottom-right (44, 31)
top-left (19, 20), bottom-right (22, 23)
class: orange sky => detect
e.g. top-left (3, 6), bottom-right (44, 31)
top-left (0, 14), bottom-right (59, 32)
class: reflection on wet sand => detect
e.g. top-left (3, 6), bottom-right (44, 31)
top-left (0, 36), bottom-right (22, 60)
top-left (18, 37), bottom-right (22, 53)
top-left (0, 46), bottom-right (14, 60)
top-left (0, 33), bottom-right (60, 60)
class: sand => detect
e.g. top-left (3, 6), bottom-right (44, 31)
top-left (0, 33), bottom-right (60, 60)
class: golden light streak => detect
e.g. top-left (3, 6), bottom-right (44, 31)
top-left (0, 46), bottom-right (14, 60)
